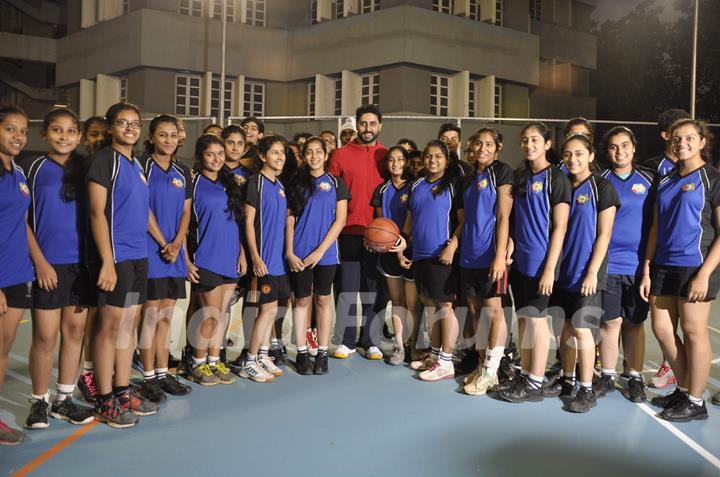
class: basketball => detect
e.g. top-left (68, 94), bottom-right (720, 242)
top-left (364, 217), bottom-right (401, 253)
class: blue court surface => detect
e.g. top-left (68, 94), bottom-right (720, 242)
top-left (2, 308), bottom-right (720, 477)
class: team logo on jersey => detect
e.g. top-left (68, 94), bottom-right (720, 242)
top-left (631, 183), bottom-right (647, 195)
top-left (531, 181), bottom-right (544, 193)
top-left (431, 185), bottom-right (440, 194)
top-left (234, 174), bottom-right (246, 186)
top-left (261, 284), bottom-right (272, 295)
top-left (279, 189), bottom-right (286, 197)
top-left (681, 183), bottom-right (696, 192)
top-left (477, 178), bottom-right (489, 190)
top-left (19, 182), bottom-right (29, 196)
top-left (172, 178), bottom-right (184, 189)
top-left (399, 194), bottom-right (409, 203)
top-left (575, 194), bottom-right (589, 205)
top-left (317, 182), bottom-right (332, 192)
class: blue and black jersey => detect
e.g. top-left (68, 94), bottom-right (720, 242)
top-left (371, 180), bottom-right (410, 230)
top-left (459, 161), bottom-right (514, 269)
top-left (600, 167), bottom-right (655, 276)
top-left (190, 173), bottom-right (240, 278)
top-left (293, 172), bottom-right (350, 266)
top-left (86, 147), bottom-right (149, 263)
top-left (646, 154), bottom-right (677, 178)
top-left (408, 176), bottom-right (462, 261)
top-left (512, 166), bottom-right (572, 278)
top-left (245, 173), bottom-right (288, 276)
top-left (0, 162), bottom-right (33, 288)
top-left (558, 162), bottom-right (570, 176)
top-left (142, 157), bottom-right (192, 279)
top-left (654, 164), bottom-right (720, 268)
top-left (22, 156), bottom-right (84, 266)
top-left (557, 174), bottom-right (620, 292)
top-left (226, 163), bottom-right (251, 187)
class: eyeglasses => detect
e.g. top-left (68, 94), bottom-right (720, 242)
top-left (114, 119), bottom-right (142, 129)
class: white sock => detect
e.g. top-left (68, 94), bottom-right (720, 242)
top-left (297, 345), bottom-right (308, 354)
top-left (483, 346), bottom-right (505, 376)
top-left (142, 370), bottom-right (156, 381)
top-left (55, 383), bottom-right (74, 402)
top-left (32, 392), bottom-right (50, 403)
top-left (628, 369), bottom-right (641, 379)
top-left (601, 368), bottom-right (617, 378)
top-left (688, 394), bottom-right (704, 406)
top-left (207, 355), bottom-right (220, 366)
top-left (438, 351), bottom-right (453, 366)
top-left (155, 368), bottom-right (168, 380)
top-left (259, 346), bottom-right (269, 357)
top-left (579, 381), bottom-right (592, 389)
top-left (191, 356), bottom-right (206, 367)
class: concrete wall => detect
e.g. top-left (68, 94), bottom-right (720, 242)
top-left (529, 88), bottom-right (596, 119)
top-left (379, 64), bottom-right (430, 114)
top-left (531, 19), bottom-right (596, 70)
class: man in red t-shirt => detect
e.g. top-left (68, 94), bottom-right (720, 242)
top-left (328, 105), bottom-right (388, 360)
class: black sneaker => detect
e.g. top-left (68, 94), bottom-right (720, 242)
top-left (497, 356), bottom-right (515, 384)
top-left (593, 375), bottom-right (616, 398)
top-left (566, 386), bottom-right (597, 413)
top-left (138, 379), bottom-right (167, 403)
top-left (659, 396), bottom-right (708, 422)
top-left (25, 399), bottom-right (49, 429)
top-left (314, 353), bottom-right (329, 375)
top-left (229, 349), bottom-right (248, 371)
top-left (712, 391), bottom-right (720, 406)
top-left (456, 349), bottom-right (479, 375)
top-left (269, 347), bottom-right (287, 366)
top-left (495, 375), bottom-right (524, 394)
top-left (295, 352), bottom-right (313, 375)
top-left (499, 378), bottom-right (543, 403)
top-left (560, 378), bottom-right (577, 398)
top-left (545, 360), bottom-right (562, 381)
top-left (542, 381), bottom-right (562, 398)
top-left (219, 347), bottom-right (228, 365)
top-left (626, 377), bottom-right (646, 403)
top-left (50, 398), bottom-right (94, 425)
top-left (176, 346), bottom-right (193, 377)
top-left (650, 388), bottom-right (685, 409)
top-left (157, 374), bottom-right (192, 396)
top-left (168, 354), bottom-right (181, 371)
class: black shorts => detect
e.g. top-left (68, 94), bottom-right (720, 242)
top-left (1, 281), bottom-right (32, 309)
top-left (290, 265), bottom-right (336, 298)
top-left (91, 259), bottom-right (148, 309)
top-left (147, 277), bottom-right (187, 301)
top-left (460, 267), bottom-right (508, 300)
top-left (650, 264), bottom-right (720, 301)
top-left (412, 257), bottom-right (458, 303)
top-left (377, 251), bottom-right (414, 281)
top-left (34, 263), bottom-right (91, 310)
top-left (602, 275), bottom-right (648, 324)
top-left (257, 274), bottom-right (290, 304)
top-left (509, 269), bottom-right (550, 318)
top-left (193, 268), bottom-right (237, 294)
top-left (550, 290), bottom-right (604, 329)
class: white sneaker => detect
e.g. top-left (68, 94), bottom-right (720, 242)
top-left (258, 355), bottom-right (283, 377)
top-left (366, 346), bottom-right (383, 360)
top-left (239, 361), bottom-right (275, 383)
top-left (410, 354), bottom-right (435, 371)
top-left (419, 361), bottom-right (455, 382)
top-left (463, 369), bottom-right (498, 396)
top-left (333, 345), bottom-right (356, 359)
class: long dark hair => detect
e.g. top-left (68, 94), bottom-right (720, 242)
top-left (286, 136), bottom-right (327, 216)
top-left (464, 127), bottom-right (503, 190)
top-left (422, 140), bottom-right (458, 197)
top-left (514, 122), bottom-right (555, 196)
top-left (101, 102), bottom-right (142, 149)
top-left (42, 108), bottom-right (86, 202)
top-left (193, 134), bottom-right (244, 225)
top-left (0, 105), bottom-right (28, 176)
top-left (143, 115), bottom-right (179, 156)
top-left (562, 133), bottom-right (598, 175)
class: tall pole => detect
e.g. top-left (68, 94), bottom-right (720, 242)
top-left (690, 0), bottom-right (699, 119)
top-left (219, 0), bottom-right (228, 124)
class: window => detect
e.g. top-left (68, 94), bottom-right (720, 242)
top-left (336, 0), bottom-right (345, 19)
top-left (529, 0), bottom-right (541, 21)
top-left (468, 80), bottom-right (475, 118)
top-left (361, 72), bottom-right (380, 105)
top-left (495, 0), bottom-right (503, 26)
top-left (430, 74), bottom-right (449, 116)
top-left (243, 80), bottom-right (265, 117)
top-left (179, 0), bottom-right (202, 17)
top-left (0, 3), bottom-right (23, 34)
top-left (494, 83), bottom-right (502, 118)
top-left (307, 81), bottom-right (316, 116)
top-left (119, 76), bottom-right (128, 103)
top-left (360, 0), bottom-right (380, 14)
top-left (211, 74), bottom-right (234, 118)
top-left (122, 0), bottom-right (130, 14)
top-left (334, 78), bottom-right (342, 115)
top-left (175, 74), bottom-right (202, 116)
top-left (245, 0), bottom-right (266, 26)
top-left (310, 0), bottom-right (318, 24)
top-left (468, 0), bottom-right (479, 21)
top-left (212, 0), bottom-right (235, 21)
top-left (433, 0), bottom-right (453, 14)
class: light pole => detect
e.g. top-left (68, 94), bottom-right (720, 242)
top-left (690, 0), bottom-right (699, 119)
top-left (219, 0), bottom-right (228, 124)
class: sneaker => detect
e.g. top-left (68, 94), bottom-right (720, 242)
top-left (190, 364), bottom-right (221, 386)
top-left (712, 391), bottom-right (720, 406)
top-left (464, 369), bottom-right (499, 396)
top-left (50, 398), bottom-right (94, 425)
top-left (295, 352), bottom-right (313, 375)
top-left (138, 379), bottom-right (167, 403)
top-left (131, 350), bottom-right (144, 373)
top-left (25, 399), bottom-right (50, 429)
top-left (94, 396), bottom-right (138, 429)
top-left (545, 360), bottom-right (563, 381)
top-left (542, 380), bottom-right (562, 398)
top-left (418, 361), bottom-right (455, 382)
top-left (211, 363), bottom-right (237, 384)
top-left (259, 355), bottom-right (284, 377)
top-left (495, 375), bottom-right (524, 394)
top-left (219, 348), bottom-right (228, 365)
top-left (333, 344), bottom-right (356, 359)
top-left (77, 371), bottom-right (98, 404)
top-left (626, 377), bottom-right (646, 403)
top-left (366, 346), bottom-right (383, 360)
top-left (659, 396), bottom-right (708, 422)
top-left (548, 376), bottom-right (576, 398)
top-left (650, 362), bottom-right (676, 389)
top-left (650, 388), bottom-right (686, 409)
top-left (0, 419), bottom-right (25, 445)
top-left (268, 347), bottom-right (287, 366)
top-left (229, 349), bottom-right (248, 371)
top-left (410, 354), bottom-right (435, 371)
top-left (463, 366), bottom-right (482, 385)
top-left (499, 378), bottom-right (544, 403)
top-left (168, 354), bottom-right (181, 371)
top-left (176, 346), bottom-right (193, 377)
top-left (456, 349), bottom-right (479, 375)
top-left (388, 346), bottom-right (405, 366)
top-left (307, 329), bottom-right (319, 357)
top-left (157, 374), bottom-right (192, 396)
top-left (117, 389), bottom-right (159, 416)
top-left (239, 360), bottom-right (276, 383)
top-left (497, 356), bottom-right (515, 384)
top-left (593, 375), bottom-right (616, 398)
top-left (314, 353), bottom-right (329, 375)
top-left (566, 386), bottom-right (597, 413)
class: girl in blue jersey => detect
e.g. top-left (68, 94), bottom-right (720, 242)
top-left (0, 105), bottom-right (32, 445)
top-left (240, 136), bottom-right (289, 383)
top-left (404, 140), bottom-right (463, 382)
top-left (22, 108), bottom-right (94, 430)
top-left (186, 134), bottom-right (244, 386)
top-left (371, 146), bottom-right (418, 366)
top-left (499, 122), bottom-right (571, 404)
top-left (222, 125), bottom-right (250, 185)
top-left (640, 119), bottom-right (720, 421)
top-left (136, 115), bottom-right (193, 399)
top-left (554, 134), bottom-right (618, 413)
top-left (87, 103), bottom-right (157, 428)
top-left (286, 137), bottom-right (349, 375)
top-left (597, 127), bottom-right (654, 403)
top-left (459, 128), bottom-right (514, 396)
